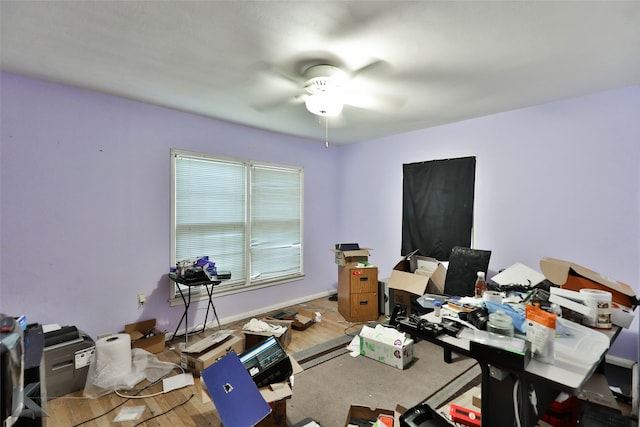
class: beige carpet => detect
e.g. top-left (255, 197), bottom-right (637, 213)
top-left (286, 337), bottom-right (478, 426)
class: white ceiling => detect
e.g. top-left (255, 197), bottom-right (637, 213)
top-left (2, 1), bottom-right (639, 146)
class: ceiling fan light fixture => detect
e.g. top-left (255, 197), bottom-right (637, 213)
top-left (305, 93), bottom-right (343, 117)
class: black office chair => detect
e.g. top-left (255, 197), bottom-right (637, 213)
top-left (442, 246), bottom-right (491, 363)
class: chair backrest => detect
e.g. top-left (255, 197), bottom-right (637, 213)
top-left (443, 246), bottom-right (492, 297)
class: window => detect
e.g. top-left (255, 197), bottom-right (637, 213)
top-left (170, 149), bottom-right (303, 303)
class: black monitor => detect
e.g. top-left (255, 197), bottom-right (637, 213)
top-left (238, 336), bottom-right (292, 388)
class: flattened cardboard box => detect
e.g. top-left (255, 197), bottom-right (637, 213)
top-left (180, 332), bottom-right (244, 375)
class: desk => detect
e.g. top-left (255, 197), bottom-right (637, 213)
top-left (171, 277), bottom-right (222, 347)
top-left (396, 314), bottom-right (619, 427)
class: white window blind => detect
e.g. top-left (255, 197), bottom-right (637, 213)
top-left (251, 165), bottom-right (302, 281)
top-left (170, 150), bottom-right (303, 301)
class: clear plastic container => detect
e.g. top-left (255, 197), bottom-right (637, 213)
top-left (488, 310), bottom-right (514, 337)
top-left (433, 301), bottom-right (442, 317)
top-left (554, 317), bottom-right (609, 365)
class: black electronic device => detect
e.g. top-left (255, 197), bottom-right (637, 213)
top-left (400, 403), bottom-right (451, 426)
top-left (214, 270), bottom-right (232, 280)
top-left (335, 243), bottom-right (360, 251)
top-left (0, 314), bottom-right (24, 427)
top-left (239, 335), bottom-right (292, 388)
top-left (394, 314), bottom-right (447, 338)
top-left (417, 320), bottom-right (446, 338)
top-left (466, 307), bottom-right (489, 331)
top-left (440, 320), bottom-right (463, 337)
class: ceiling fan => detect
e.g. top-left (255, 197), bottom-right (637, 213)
top-left (255, 59), bottom-right (399, 117)
top-left (253, 58), bottom-right (402, 147)
top-left (301, 64), bottom-right (348, 117)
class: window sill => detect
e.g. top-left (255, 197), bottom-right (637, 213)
top-left (168, 274), bottom-right (305, 307)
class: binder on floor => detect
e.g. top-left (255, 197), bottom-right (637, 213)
top-left (201, 351), bottom-right (271, 426)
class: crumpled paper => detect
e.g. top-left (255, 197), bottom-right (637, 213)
top-left (242, 318), bottom-right (287, 334)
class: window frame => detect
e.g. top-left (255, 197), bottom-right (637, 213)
top-left (169, 149), bottom-right (304, 306)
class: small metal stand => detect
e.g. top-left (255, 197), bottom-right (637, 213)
top-left (171, 277), bottom-right (222, 348)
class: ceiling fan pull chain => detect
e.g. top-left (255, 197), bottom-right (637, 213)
top-left (325, 116), bottom-right (329, 148)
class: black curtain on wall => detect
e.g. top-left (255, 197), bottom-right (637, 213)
top-left (401, 156), bottom-right (476, 261)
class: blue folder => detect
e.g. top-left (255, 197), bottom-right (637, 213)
top-left (201, 351), bottom-right (271, 426)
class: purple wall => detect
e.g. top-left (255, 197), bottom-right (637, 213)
top-left (1, 72), bottom-right (638, 361)
top-left (0, 72), bottom-right (340, 340)
top-left (338, 86), bottom-right (640, 360)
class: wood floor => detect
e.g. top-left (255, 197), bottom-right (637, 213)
top-left (45, 295), bottom-right (385, 427)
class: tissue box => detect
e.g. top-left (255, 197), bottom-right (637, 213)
top-left (359, 325), bottom-right (414, 369)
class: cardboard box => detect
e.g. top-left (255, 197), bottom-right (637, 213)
top-left (386, 258), bottom-right (447, 315)
top-left (330, 248), bottom-right (372, 266)
top-left (200, 355), bottom-right (303, 427)
top-left (345, 405), bottom-right (395, 427)
top-left (257, 398), bottom-right (287, 427)
top-left (204, 382), bottom-right (290, 426)
top-left (180, 332), bottom-right (245, 375)
top-left (540, 257), bottom-right (637, 308)
top-left (267, 309), bottom-right (315, 331)
top-left (359, 325), bottom-right (414, 369)
top-left (124, 318), bottom-right (166, 354)
top-left (200, 374), bottom-right (292, 427)
top-left (578, 373), bottom-right (619, 412)
top-left (244, 319), bottom-right (292, 350)
top-left (291, 310), bottom-right (315, 331)
top-left (390, 255), bottom-right (447, 294)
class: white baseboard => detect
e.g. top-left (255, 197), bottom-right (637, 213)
top-left (168, 289), bottom-right (335, 340)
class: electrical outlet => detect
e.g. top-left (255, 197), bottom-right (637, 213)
top-left (138, 292), bottom-right (146, 305)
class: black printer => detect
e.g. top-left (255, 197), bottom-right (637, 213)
top-left (43, 326), bottom-right (95, 398)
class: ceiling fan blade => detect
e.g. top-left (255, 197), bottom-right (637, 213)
top-left (253, 60), bottom-right (304, 87)
top-left (341, 88), bottom-right (405, 112)
top-left (350, 59), bottom-right (393, 79)
top-left (252, 92), bottom-right (306, 112)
